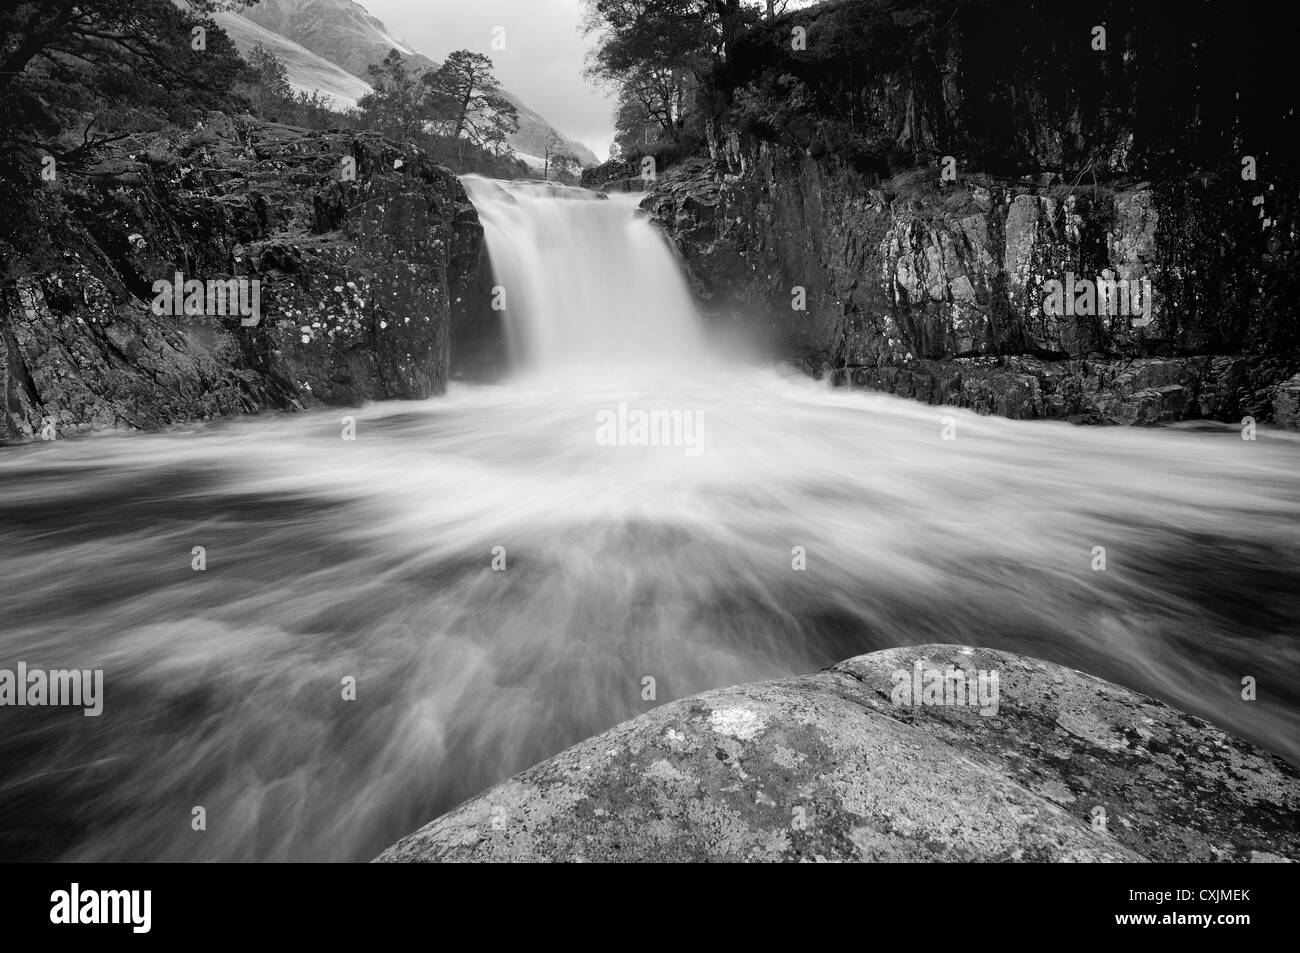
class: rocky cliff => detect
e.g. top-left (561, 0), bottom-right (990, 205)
top-left (0, 114), bottom-right (481, 441)
top-left (377, 645), bottom-right (1299, 862)
top-left (643, 153), bottom-right (1299, 425)
top-left (630, 0), bottom-right (1299, 426)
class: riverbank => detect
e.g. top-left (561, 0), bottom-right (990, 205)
top-left (0, 114), bottom-right (482, 443)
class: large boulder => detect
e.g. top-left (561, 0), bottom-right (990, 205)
top-left (377, 645), bottom-right (1299, 863)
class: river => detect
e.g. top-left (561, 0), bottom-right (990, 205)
top-left (1, 178), bottom-right (1297, 861)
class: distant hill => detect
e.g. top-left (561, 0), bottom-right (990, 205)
top-left (233, 0), bottom-right (598, 167)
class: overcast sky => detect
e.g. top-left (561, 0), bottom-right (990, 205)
top-left (364, 0), bottom-right (615, 161)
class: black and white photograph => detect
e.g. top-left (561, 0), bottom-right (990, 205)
top-left (0, 0), bottom-right (1296, 920)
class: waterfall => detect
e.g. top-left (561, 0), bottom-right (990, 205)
top-left (461, 176), bottom-right (705, 374)
top-left (2, 176), bottom-right (1298, 863)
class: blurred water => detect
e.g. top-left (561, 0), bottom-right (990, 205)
top-left (462, 175), bottom-right (705, 372)
top-left (1, 180), bottom-right (1297, 861)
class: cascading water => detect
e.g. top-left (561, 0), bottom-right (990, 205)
top-left (2, 179), bottom-right (1299, 862)
top-left (461, 176), bottom-right (705, 373)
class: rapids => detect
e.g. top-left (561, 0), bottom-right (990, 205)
top-left (1, 178), bottom-right (1296, 861)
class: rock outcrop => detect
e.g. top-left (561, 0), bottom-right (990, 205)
top-left (644, 154), bottom-right (1298, 425)
top-left (634, 0), bottom-right (1297, 426)
top-left (580, 157), bottom-right (649, 194)
top-left (377, 645), bottom-right (1299, 863)
top-left (0, 114), bottom-right (481, 441)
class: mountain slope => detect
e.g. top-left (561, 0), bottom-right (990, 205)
top-left (212, 9), bottom-right (371, 108)
top-left (242, 0), bottom-right (427, 80)
top-left (239, 0), bottom-right (598, 166)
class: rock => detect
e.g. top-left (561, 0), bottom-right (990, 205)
top-left (0, 113), bottom-right (482, 441)
top-left (1272, 373), bottom-right (1300, 430)
top-left (580, 157), bottom-right (647, 192)
top-left (376, 645), bottom-right (1299, 863)
top-left (643, 148), bottom-right (1299, 426)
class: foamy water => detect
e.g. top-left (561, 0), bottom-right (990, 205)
top-left (1, 180), bottom-right (1297, 861)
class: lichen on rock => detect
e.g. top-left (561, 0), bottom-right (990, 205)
top-left (1, 115), bottom-right (482, 441)
top-left (640, 152), bottom-right (1298, 428)
top-left (376, 645), bottom-right (1299, 863)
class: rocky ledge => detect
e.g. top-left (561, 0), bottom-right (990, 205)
top-left (644, 156), bottom-right (1300, 428)
top-left (1, 114), bottom-right (481, 441)
top-left (377, 645), bottom-right (1298, 863)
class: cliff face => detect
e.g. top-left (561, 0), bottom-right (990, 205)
top-left (377, 645), bottom-right (1300, 862)
top-left (631, 0), bottom-right (1299, 425)
top-left (0, 114), bottom-right (481, 441)
top-left (644, 152), bottom-right (1298, 424)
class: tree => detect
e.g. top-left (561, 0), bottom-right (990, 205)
top-left (422, 51), bottom-right (518, 155)
top-left (583, 0), bottom-right (762, 83)
top-left (291, 88), bottom-right (340, 130)
top-left (547, 151), bottom-right (580, 183)
top-left (352, 47), bottom-right (527, 177)
top-left (244, 43), bottom-right (291, 117)
top-left (763, 0), bottom-right (803, 21)
top-left (357, 49), bottom-right (427, 141)
top-left (0, 0), bottom-right (255, 169)
top-left (612, 81), bottom-right (669, 155)
top-left (582, 0), bottom-right (765, 154)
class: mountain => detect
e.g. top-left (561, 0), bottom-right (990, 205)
top-left (241, 0), bottom-right (427, 81)
top-left (231, 0), bottom-right (598, 167)
top-left (212, 9), bottom-right (371, 108)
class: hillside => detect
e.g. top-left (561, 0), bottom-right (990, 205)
top-left (240, 0), bottom-right (599, 166)
top-left (212, 8), bottom-right (371, 108)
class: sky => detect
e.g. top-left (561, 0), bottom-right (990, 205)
top-left (364, 0), bottom-right (615, 161)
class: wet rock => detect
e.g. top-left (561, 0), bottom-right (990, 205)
top-left (376, 645), bottom-right (1299, 863)
top-left (0, 114), bottom-right (482, 441)
top-left (580, 156), bottom-right (649, 192)
top-left (1272, 373), bottom-right (1300, 431)
top-left (644, 152), bottom-right (1298, 425)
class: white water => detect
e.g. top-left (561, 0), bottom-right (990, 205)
top-left (1, 180), bottom-right (1298, 862)
top-left (462, 176), bottom-right (705, 373)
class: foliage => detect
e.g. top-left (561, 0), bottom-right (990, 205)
top-left (713, 0), bottom-right (1298, 180)
top-left (357, 49), bottom-right (430, 142)
top-left (422, 51), bottom-right (519, 157)
top-left (585, 0), bottom-right (1295, 184)
top-left (583, 0), bottom-right (821, 159)
top-left (355, 47), bottom-right (527, 176)
top-left (0, 0), bottom-right (255, 172)
top-left (231, 46), bottom-right (352, 131)
top-left (241, 43), bottom-right (292, 117)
